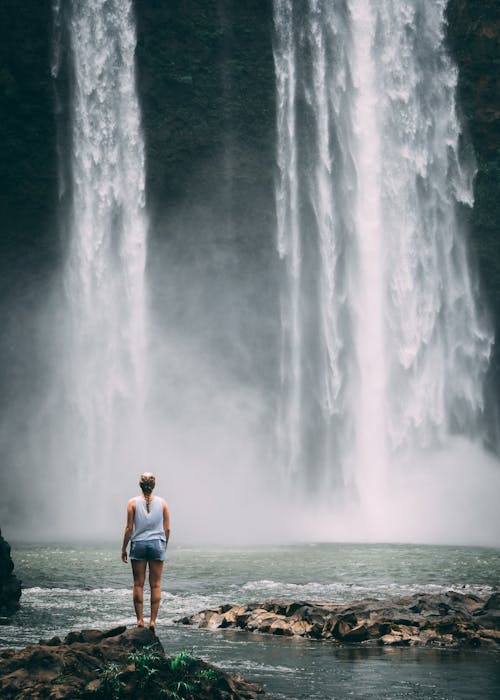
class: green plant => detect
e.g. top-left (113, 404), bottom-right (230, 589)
top-left (172, 679), bottom-right (196, 694)
top-left (158, 651), bottom-right (204, 699)
top-left (167, 650), bottom-right (196, 672)
top-left (98, 662), bottom-right (125, 700)
top-left (127, 643), bottom-right (162, 688)
top-left (160, 679), bottom-right (197, 699)
top-left (128, 642), bottom-right (162, 668)
top-left (197, 668), bottom-right (217, 683)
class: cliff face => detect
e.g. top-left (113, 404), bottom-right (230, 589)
top-left (0, 529), bottom-right (21, 615)
top-left (134, 0), bottom-right (278, 385)
top-left (445, 0), bottom-right (500, 432)
top-left (0, 0), bottom-right (58, 292)
top-left (446, 0), bottom-right (500, 371)
top-left (135, 0), bottom-right (275, 221)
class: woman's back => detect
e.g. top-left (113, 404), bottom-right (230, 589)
top-left (132, 496), bottom-right (165, 542)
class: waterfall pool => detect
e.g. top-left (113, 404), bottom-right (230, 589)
top-left (2, 542), bottom-right (500, 698)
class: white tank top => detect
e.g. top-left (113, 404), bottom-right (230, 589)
top-left (131, 496), bottom-right (165, 542)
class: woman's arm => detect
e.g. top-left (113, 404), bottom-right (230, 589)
top-left (121, 499), bottom-right (135, 563)
top-left (163, 500), bottom-right (171, 546)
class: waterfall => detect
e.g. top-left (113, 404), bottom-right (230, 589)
top-left (273, 0), bottom-right (493, 504)
top-left (52, 0), bottom-right (148, 509)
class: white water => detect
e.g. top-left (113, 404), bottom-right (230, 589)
top-left (54, 0), bottom-right (148, 503)
top-left (275, 0), bottom-right (302, 480)
top-left (2, 0), bottom-right (498, 546)
top-left (274, 0), bottom-right (494, 513)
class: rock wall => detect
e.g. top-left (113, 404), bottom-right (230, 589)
top-left (446, 0), bottom-right (500, 422)
top-left (0, 529), bottom-right (21, 615)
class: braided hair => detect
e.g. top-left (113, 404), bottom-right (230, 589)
top-left (139, 472), bottom-right (156, 513)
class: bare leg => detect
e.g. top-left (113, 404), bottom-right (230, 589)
top-left (148, 560), bottom-right (164, 629)
top-left (131, 559), bottom-right (147, 627)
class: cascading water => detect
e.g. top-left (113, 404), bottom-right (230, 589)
top-left (51, 0), bottom-right (148, 523)
top-left (274, 0), bottom-right (493, 510)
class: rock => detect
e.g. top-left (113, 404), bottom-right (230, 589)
top-left (205, 612), bottom-right (226, 630)
top-left (223, 605), bottom-right (247, 625)
top-left (177, 590), bottom-right (500, 650)
top-left (269, 618), bottom-right (293, 636)
top-left (342, 624), bottom-right (369, 643)
top-left (255, 613), bottom-right (279, 633)
top-left (0, 529), bottom-right (21, 615)
top-left (331, 612), bottom-right (356, 638)
top-left (481, 629), bottom-right (500, 641)
top-left (242, 609), bottom-right (268, 631)
top-left (290, 619), bottom-right (311, 636)
top-left (285, 601), bottom-right (310, 616)
top-left (0, 625), bottom-right (264, 699)
top-left (485, 592), bottom-right (500, 610)
top-left (379, 632), bottom-right (405, 646)
top-left (236, 610), bottom-right (253, 628)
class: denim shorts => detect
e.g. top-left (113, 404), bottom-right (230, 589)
top-left (130, 538), bottom-right (166, 561)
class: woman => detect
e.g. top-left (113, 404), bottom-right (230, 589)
top-left (121, 472), bottom-right (170, 630)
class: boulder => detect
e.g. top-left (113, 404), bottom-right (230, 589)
top-left (342, 624), bottom-right (369, 643)
top-left (0, 529), bottom-right (21, 615)
top-left (485, 592), bottom-right (500, 611)
top-left (0, 626), bottom-right (264, 699)
top-left (269, 618), bottom-right (293, 636)
top-left (290, 619), bottom-right (311, 636)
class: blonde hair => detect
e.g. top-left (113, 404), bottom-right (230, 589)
top-left (139, 473), bottom-right (156, 512)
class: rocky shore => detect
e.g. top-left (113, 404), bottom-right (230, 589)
top-left (0, 530), bottom-right (21, 615)
top-left (178, 591), bottom-right (500, 649)
top-left (0, 625), bottom-right (263, 699)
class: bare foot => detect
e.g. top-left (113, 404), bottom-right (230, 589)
top-left (137, 620), bottom-right (144, 628)
top-left (149, 622), bottom-right (156, 631)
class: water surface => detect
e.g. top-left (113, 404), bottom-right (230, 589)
top-left (3, 543), bottom-right (499, 698)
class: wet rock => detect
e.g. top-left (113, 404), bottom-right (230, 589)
top-left (485, 592), bottom-right (500, 610)
top-left (0, 626), bottom-right (264, 699)
top-left (332, 612), bottom-right (358, 640)
top-left (255, 613), bottom-right (280, 633)
top-left (342, 624), bottom-right (369, 643)
top-left (177, 590), bottom-right (500, 650)
top-left (205, 612), bottom-right (226, 630)
top-left (290, 619), bottom-right (311, 636)
top-left (269, 618), bottom-right (293, 636)
top-left (0, 529), bottom-right (21, 615)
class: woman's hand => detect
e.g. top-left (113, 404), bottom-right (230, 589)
top-left (121, 499), bottom-right (135, 563)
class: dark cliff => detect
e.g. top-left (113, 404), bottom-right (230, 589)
top-left (446, 0), bottom-right (500, 415)
top-left (0, 529), bottom-right (21, 615)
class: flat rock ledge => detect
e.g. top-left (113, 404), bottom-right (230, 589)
top-left (177, 590), bottom-right (500, 650)
top-left (0, 625), bottom-right (264, 699)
